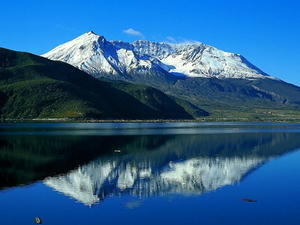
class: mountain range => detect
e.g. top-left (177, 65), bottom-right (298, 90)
top-left (42, 32), bottom-right (300, 120)
top-left (43, 31), bottom-right (271, 80)
top-left (1, 32), bottom-right (300, 120)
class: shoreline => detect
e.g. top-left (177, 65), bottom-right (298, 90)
top-left (1, 117), bottom-right (300, 123)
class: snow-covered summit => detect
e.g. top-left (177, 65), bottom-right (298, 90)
top-left (42, 31), bottom-right (272, 79)
top-left (42, 31), bottom-right (118, 75)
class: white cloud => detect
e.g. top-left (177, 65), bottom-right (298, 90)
top-left (123, 28), bottom-right (145, 39)
top-left (166, 36), bottom-right (177, 43)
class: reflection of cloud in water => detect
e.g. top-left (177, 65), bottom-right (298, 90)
top-left (44, 155), bottom-right (269, 206)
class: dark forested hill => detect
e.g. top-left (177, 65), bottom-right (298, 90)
top-left (0, 48), bottom-right (207, 120)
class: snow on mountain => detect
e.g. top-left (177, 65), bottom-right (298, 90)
top-left (42, 32), bottom-right (118, 75)
top-left (44, 155), bottom-right (268, 206)
top-left (42, 31), bottom-right (273, 80)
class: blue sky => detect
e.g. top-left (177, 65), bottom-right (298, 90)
top-left (1, 0), bottom-right (300, 86)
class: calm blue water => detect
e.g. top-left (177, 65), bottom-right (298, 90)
top-left (1, 122), bottom-right (300, 224)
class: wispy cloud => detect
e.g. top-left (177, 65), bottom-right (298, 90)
top-left (165, 36), bottom-right (201, 45)
top-left (123, 28), bottom-right (145, 39)
top-left (178, 37), bottom-right (201, 44)
top-left (166, 36), bottom-right (177, 43)
top-left (55, 24), bottom-right (75, 31)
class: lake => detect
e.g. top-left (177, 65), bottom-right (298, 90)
top-left (1, 122), bottom-right (300, 224)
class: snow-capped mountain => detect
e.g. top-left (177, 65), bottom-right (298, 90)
top-left (42, 31), bottom-right (300, 111)
top-left (42, 31), bottom-right (272, 80)
top-left (44, 155), bottom-right (268, 206)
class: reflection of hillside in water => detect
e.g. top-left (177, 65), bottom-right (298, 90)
top-left (44, 132), bottom-right (300, 206)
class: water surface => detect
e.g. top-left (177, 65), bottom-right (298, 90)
top-left (1, 122), bottom-right (300, 224)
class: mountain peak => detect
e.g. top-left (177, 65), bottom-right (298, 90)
top-left (42, 32), bottom-right (110, 72)
top-left (74, 31), bottom-right (105, 42)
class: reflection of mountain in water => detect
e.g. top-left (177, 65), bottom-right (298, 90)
top-left (44, 155), bottom-right (267, 206)
top-left (2, 123), bottom-right (300, 200)
top-left (43, 127), bottom-right (300, 206)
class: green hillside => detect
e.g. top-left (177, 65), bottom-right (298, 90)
top-left (103, 79), bottom-right (209, 118)
top-left (0, 48), bottom-right (207, 120)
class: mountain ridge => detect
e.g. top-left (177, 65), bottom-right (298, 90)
top-left (43, 31), bottom-right (274, 80)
